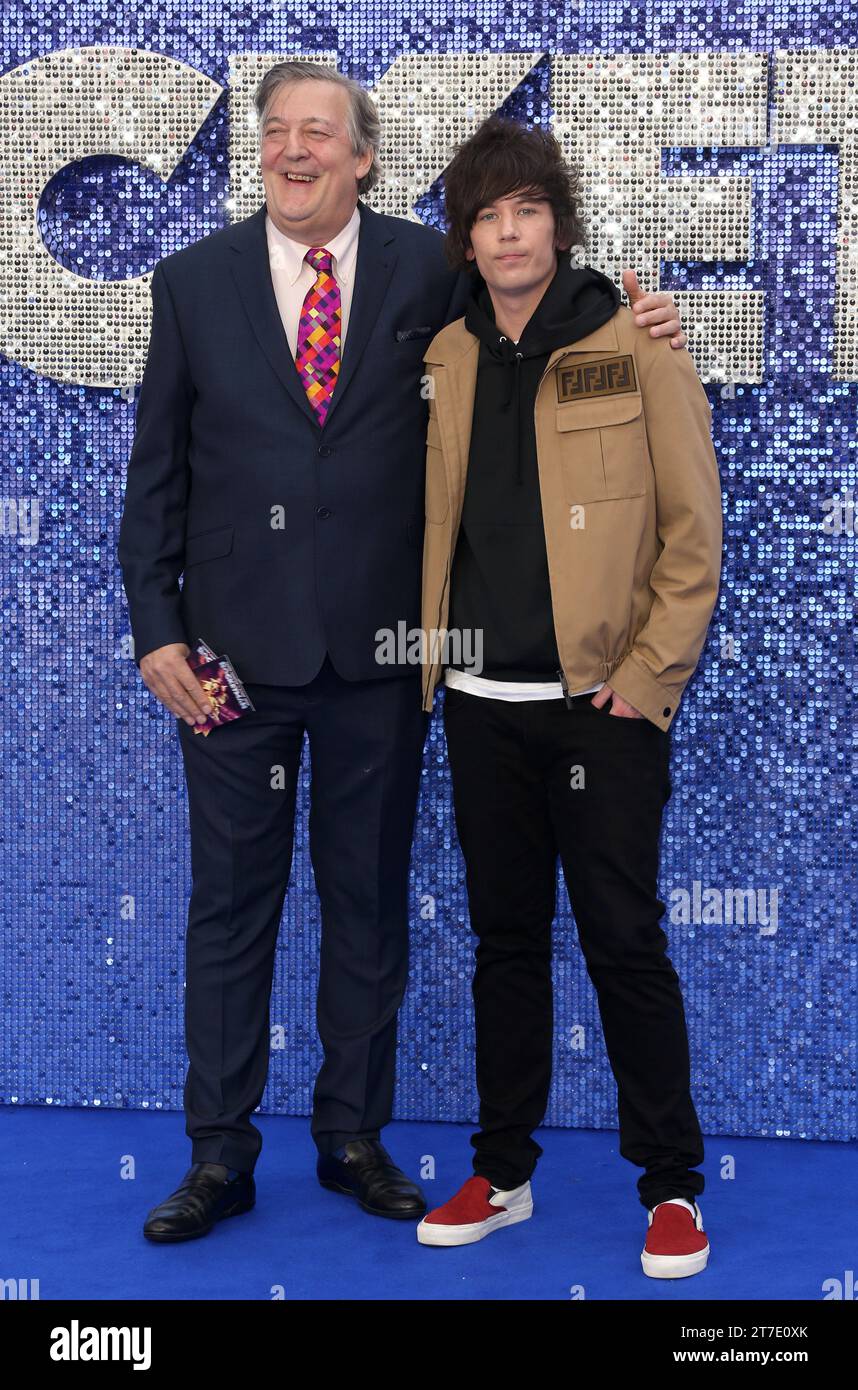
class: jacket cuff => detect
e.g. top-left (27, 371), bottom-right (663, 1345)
top-left (130, 616), bottom-right (190, 668)
top-left (606, 652), bottom-right (683, 731)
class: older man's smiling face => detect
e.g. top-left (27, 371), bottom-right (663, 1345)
top-left (260, 79), bottom-right (373, 245)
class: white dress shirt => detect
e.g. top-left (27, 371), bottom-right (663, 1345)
top-left (265, 204), bottom-right (360, 359)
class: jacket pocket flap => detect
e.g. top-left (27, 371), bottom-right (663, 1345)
top-left (184, 524), bottom-right (234, 568)
top-left (556, 395), bottom-right (642, 431)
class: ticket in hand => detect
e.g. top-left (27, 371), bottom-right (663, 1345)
top-left (186, 636), bottom-right (219, 670)
top-left (184, 637), bottom-right (255, 735)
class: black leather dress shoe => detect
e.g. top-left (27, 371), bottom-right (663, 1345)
top-left (143, 1162), bottom-right (255, 1242)
top-left (317, 1139), bottom-right (427, 1218)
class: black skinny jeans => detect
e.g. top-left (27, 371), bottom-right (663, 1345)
top-left (442, 684), bottom-right (705, 1211)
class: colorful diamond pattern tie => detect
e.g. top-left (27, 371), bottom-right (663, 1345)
top-left (295, 247), bottom-right (342, 426)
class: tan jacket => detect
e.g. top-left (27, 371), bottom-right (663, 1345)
top-left (420, 305), bottom-right (723, 729)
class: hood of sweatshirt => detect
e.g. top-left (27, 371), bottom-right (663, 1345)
top-left (463, 250), bottom-right (622, 482)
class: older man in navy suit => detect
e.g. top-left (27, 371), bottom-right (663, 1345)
top-left (118, 59), bottom-right (687, 1241)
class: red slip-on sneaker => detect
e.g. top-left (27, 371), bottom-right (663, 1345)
top-left (416, 1175), bottom-right (533, 1246)
top-left (641, 1197), bottom-right (710, 1278)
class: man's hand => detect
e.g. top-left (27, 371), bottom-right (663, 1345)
top-left (139, 642), bottom-right (215, 725)
top-left (623, 269), bottom-right (687, 349)
top-left (591, 683), bottom-right (644, 718)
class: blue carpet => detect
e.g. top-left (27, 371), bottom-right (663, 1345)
top-left (0, 1107), bottom-right (854, 1300)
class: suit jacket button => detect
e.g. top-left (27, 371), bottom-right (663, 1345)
top-left (316, 506), bottom-right (332, 519)
top-left (663, 707), bottom-right (671, 716)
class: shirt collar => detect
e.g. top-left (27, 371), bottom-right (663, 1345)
top-left (266, 203), bottom-right (361, 288)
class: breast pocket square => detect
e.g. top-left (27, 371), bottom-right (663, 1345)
top-left (395, 326), bottom-right (434, 342)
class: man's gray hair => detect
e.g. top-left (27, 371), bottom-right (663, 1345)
top-left (254, 61), bottom-right (382, 195)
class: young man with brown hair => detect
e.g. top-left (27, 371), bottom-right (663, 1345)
top-left (416, 117), bottom-right (722, 1277)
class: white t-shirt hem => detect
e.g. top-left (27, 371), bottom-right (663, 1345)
top-left (443, 668), bottom-right (604, 702)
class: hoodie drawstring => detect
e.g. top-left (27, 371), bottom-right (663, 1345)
top-left (498, 337), bottom-right (525, 486)
top-left (514, 352), bottom-right (523, 485)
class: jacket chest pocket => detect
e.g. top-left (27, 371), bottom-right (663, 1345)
top-left (554, 393), bottom-right (647, 504)
top-left (425, 414), bottom-right (450, 523)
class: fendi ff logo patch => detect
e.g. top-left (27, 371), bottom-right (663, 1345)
top-left (556, 354), bottom-right (638, 403)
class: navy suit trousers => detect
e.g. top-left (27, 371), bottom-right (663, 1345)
top-left (177, 655), bottom-right (428, 1169)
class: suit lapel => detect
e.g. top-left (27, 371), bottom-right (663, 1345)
top-left (321, 200), bottom-right (396, 429)
top-left (228, 202), bottom-right (317, 427)
top-left (228, 199), bottom-right (397, 430)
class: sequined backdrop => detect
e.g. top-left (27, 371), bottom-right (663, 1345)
top-left (1, 7), bottom-right (855, 1144)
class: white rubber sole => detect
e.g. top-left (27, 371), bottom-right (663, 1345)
top-left (641, 1241), bottom-right (710, 1279)
top-left (417, 1200), bottom-right (534, 1246)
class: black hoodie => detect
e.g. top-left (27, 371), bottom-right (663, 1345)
top-left (447, 251), bottom-right (621, 682)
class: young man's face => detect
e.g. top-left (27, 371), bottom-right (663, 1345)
top-left (466, 190), bottom-right (559, 295)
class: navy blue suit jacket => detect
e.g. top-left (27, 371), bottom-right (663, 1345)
top-left (118, 199), bottom-right (468, 683)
